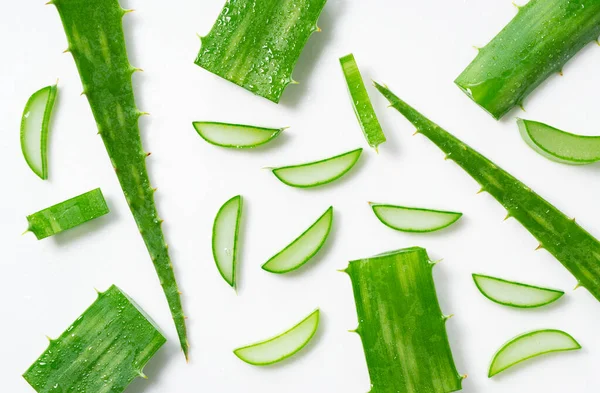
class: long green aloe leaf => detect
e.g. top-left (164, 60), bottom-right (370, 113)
top-left (23, 285), bottom-right (166, 392)
top-left (376, 82), bottom-right (600, 301)
top-left (26, 188), bottom-right (110, 240)
top-left (455, 0), bottom-right (600, 119)
top-left (51, 0), bottom-right (188, 358)
top-left (472, 274), bottom-right (564, 308)
top-left (195, 0), bottom-right (327, 103)
top-left (343, 247), bottom-right (464, 393)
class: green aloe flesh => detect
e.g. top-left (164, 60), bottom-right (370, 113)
top-left (26, 188), bottom-right (109, 240)
top-left (272, 148), bottom-right (363, 188)
top-left (339, 54), bottom-right (386, 150)
top-left (212, 195), bottom-right (243, 288)
top-left (473, 274), bottom-right (564, 308)
top-left (370, 203), bottom-right (462, 233)
top-left (23, 285), bottom-right (166, 392)
top-left (518, 119), bottom-right (600, 164)
top-left (21, 84), bottom-right (57, 180)
top-left (488, 329), bottom-right (581, 377)
top-left (343, 247), bottom-right (463, 393)
top-left (234, 309), bottom-right (320, 366)
top-left (194, 0), bottom-right (327, 103)
top-left (262, 206), bottom-right (333, 274)
top-left (455, 0), bottom-right (600, 119)
top-left (52, 0), bottom-right (188, 358)
top-left (193, 122), bottom-right (284, 148)
top-left (376, 82), bottom-right (600, 303)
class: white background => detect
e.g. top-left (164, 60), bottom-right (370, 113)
top-left (1, 0), bottom-right (599, 391)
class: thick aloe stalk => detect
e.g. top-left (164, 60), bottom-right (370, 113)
top-left (51, 0), bottom-right (188, 357)
top-left (195, 0), bottom-right (327, 103)
top-left (343, 247), bottom-right (463, 393)
top-left (455, 0), bottom-right (600, 119)
top-left (23, 285), bottom-right (166, 392)
top-left (376, 82), bottom-right (600, 301)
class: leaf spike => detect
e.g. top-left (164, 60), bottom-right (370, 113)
top-left (443, 314), bottom-right (454, 321)
top-left (45, 335), bottom-right (53, 342)
top-left (412, 129), bottom-right (420, 136)
top-left (511, 2), bottom-right (521, 10)
top-left (518, 102), bottom-right (526, 112)
top-left (503, 213), bottom-right (511, 221)
top-left (45, 0), bottom-right (54, 5)
top-left (138, 370), bottom-right (148, 379)
top-left (122, 8), bottom-right (135, 15)
top-left (80, 91), bottom-right (86, 96)
top-left (137, 111), bottom-right (150, 117)
top-left (476, 187), bottom-right (485, 194)
top-left (348, 326), bottom-right (360, 334)
top-left (337, 267), bottom-right (349, 274)
top-left (535, 243), bottom-right (544, 251)
top-left (574, 282), bottom-right (582, 290)
top-left (558, 69), bottom-right (564, 76)
top-left (472, 45), bottom-right (481, 52)
top-left (63, 48), bottom-right (70, 54)
top-left (461, 374), bottom-right (468, 380)
top-left (145, 152), bottom-right (152, 157)
top-left (22, 228), bottom-right (30, 236)
top-left (429, 258), bottom-right (443, 266)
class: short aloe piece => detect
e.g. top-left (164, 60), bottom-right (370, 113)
top-left (262, 206), bottom-right (333, 273)
top-left (376, 82), bottom-right (600, 302)
top-left (370, 203), bottom-right (462, 233)
top-left (212, 195), bottom-right (243, 288)
top-left (26, 188), bottom-right (109, 240)
top-left (344, 247), bottom-right (463, 393)
top-left (21, 84), bottom-right (57, 180)
top-left (488, 329), bottom-right (581, 377)
top-left (473, 274), bottom-right (564, 308)
top-left (234, 309), bottom-right (320, 366)
top-left (195, 0), bottom-right (327, 103)
top-left (518, 119), bottom-right (600, 165)
top-left (340, 54), bottom-right (386, 150)
top-left (193, 122), bottom-right (284, 148)
top-left (23, 285), bottom-right (166, 392)
top-left (271, 148), bottom-right (362, 188)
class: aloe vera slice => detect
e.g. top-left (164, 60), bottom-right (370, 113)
top-left (518, 119), bottom-right (600, 165)
top-left (21, 84), bottom-right (57, 180)
top-left (271, 148), bottom-right (363, 188)
top-left (23, 285), bottom-right (166, 392)
top-left (193, 122), bottom-right (284, 148)
top-left (234, 309), bottom-right (319, 366)
top-left (370, 203), bottom-right (462, 233)
top-left (212, 195), bottom-right (243, 288)
top-left (473, 274), bottom-right (564, 308)
top-left (26, 188), bottom-right (110, 240)
top-left (262, 206), bottom-right (333, 274)
top-left (340, 54), bottom-right (386, 150)
top-left (489, 329), bottom-right (581, 377)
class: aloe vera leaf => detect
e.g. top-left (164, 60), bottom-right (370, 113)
top-left (23, 285), bottom-right (166, 392)
top-left (472, 274), bottom-right (564, 308)
top-left (26, 188), bottom-right (110, 240)
top-left (194, 0), bottom-right (327, 103)
top-left (212, 195), bottom-right (243, 288)
top-left (233, 309), bottom-right (320, 366)
top-left (193, 121), bottom-right (284, 148)
top-left (518, 119), bottom-right (600, 164)
top-left (262, 206), bottom-right (333, 274)
top-left (488, 329), bottom-right (581, 377)
top-left (370, 203), bottom-right (462, 233)
top-left (271, 148), bottom-right (363, 188)
top-left (343, 247), bottom-right (463, 393)
top-left (339, 54), bottom-right (386, 150)
top-left (51, 0), bottom-right (188, 358)
top-left (21, 84), bottom-right (57, 180)
top-left (455, 0), bottom-right (600, 119)
top-left (375, 82), bottom-right (600, 301)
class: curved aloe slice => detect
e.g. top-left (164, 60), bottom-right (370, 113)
top-left (262, 206), bottom-right (333, 273)
top-left (370, 203), bottom-right (462, 233)
top-left (26, 188), bottom-right (110, 240)
top-left (234, 309), bottom-right (319, 366)
top-left (193, 122), bottom-right (284, 148)
top-left (21, 84), bottom-right (57, 180)
top-left (518, 119), bottom-right (600, 165)
top-left (489, 329), bottom-right (581, 377)
top-left (473, 274), bottom-right (564, 308)
top-left (212, 195), bottom-right (243, 288)
top-left (340, 54), bottom-right (386, 150)
top-left (271, 148), bottom-right (362, 188)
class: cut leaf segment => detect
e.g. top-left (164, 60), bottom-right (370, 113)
top-left (473, 274), bottom-right (564, 308)
top-left (21, 84), bottom-right (58, 180)
top-left (212, 195), bottom-right (243, 288)
top-left (193, 122), bottom-right (284, 148)
top-left (271, 148), bottom-right (363, 188)
top-left (489, 329), bottom-right (581, 377)
top-left (262, 206), bottom-right (333, 273)
top-left (234, 309), bottom-right (320, 366)
top-left (518, 119), bottom-right (600, 165)
top-left (370, 203), bottom-right (462, 233)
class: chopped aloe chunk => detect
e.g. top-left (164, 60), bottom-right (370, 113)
top-left (370, 203), bottom-right (462, 233)
top-left (473, 274), bottom-right (564, 308)
top-left (212, 195), bottom-right (243, 288)
top-left (193, 122), bottom-right (284, 148)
